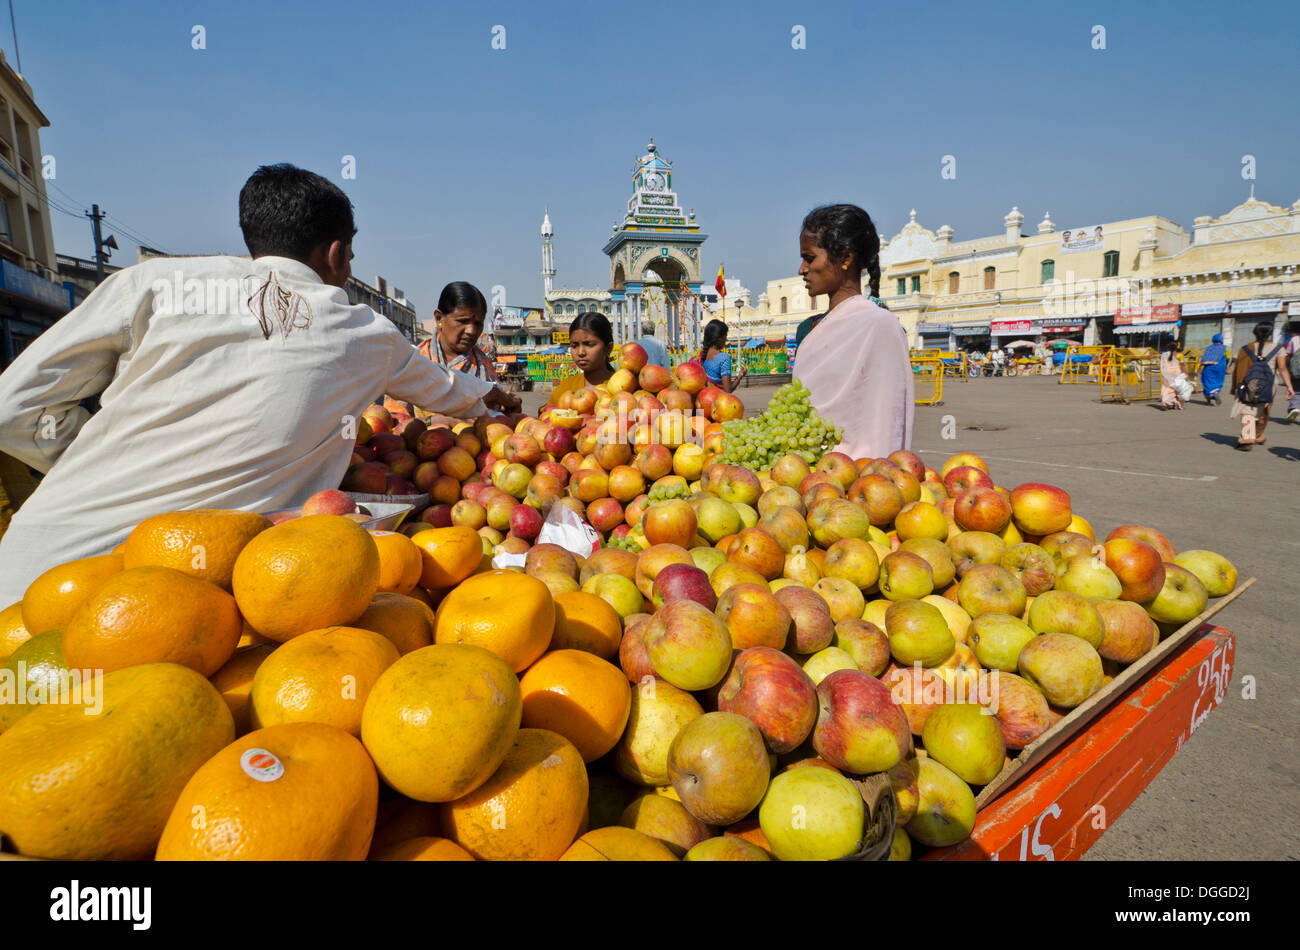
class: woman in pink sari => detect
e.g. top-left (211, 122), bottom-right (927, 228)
top-left (794, 205), bottom-right (914, 460)
top-left (1158, 337), bottom-right (1184, 409)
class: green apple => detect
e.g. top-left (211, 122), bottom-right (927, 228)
top-left (1145, 563), bottom-right (1208, 625)
top-left (612, 680), bottom-right (704, 785)
top-left (1173, 550), bottom-right (1237, 598)
top-left (861, 598), bottom-right (891, 629)
top-left (759, 766), bottom-right (865, 861)
top-left (922, 594), bottom-right (971, 644)
top-left (968, 613), bottom-right (1037, 672)
top-left (1056, 555), bottom-right (1123, 600)
top-left (1027, 589), bottom-right (1104, 649)
top-left (885, 600), bottom-right (956, 668)
top-left (581, 572), bottom-right (646, 619)
top-left (667, 712), bottom-right (770, 825)
top-left (905, 756), bottom-right (977, 848)
top-left (878, 551), bottom-right (935, 602)
top-left (799, 646), bottom-right (859, 685)
top-left (683, 836), bottom-right (772, 861)
top-left (694, 497), bottom-right (742, 544)
top-left (733, 503), bottom-right (759, 530)
top-left (643, 600), bottom-right (734, 691)
top-left (1018, 632), bottom-right (1103, 708)
top-left (890, 827), bottom-right (912, 861)
top-left (689, 545), bottom-right (728, 577)
top-left (921, 702), bottom-right (1006, 786)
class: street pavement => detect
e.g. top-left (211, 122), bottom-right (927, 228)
top-left (519, 374), bottom-right (1298, 859)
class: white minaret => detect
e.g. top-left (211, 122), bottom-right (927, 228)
top-left (541, 208), bottom-right (555, 297)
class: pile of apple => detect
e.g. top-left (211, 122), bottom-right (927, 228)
top-left (340, 355), bottom-right (1241, 861)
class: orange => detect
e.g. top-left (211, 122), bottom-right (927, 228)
top-left (434, 570), bottom-right (554, 672)
top-left (370, 798), bottom-right (442, 855)
top-left (232, 515), bottom-right (380, 642)
top-left (519, 650), bottom-right (631, 762)
top-left (369, 836), bottom-right (475, 861)
top-left (61, 566), bottom-right (242, 677)
top-left (559, 826), bottom-right (678, 861)
top-left (551, 591), bottom-right (623, 660)
top-left (0, 601), bottom-right (31, 660)
top-left (411, 526), bottom-right (481, 590)
top-left (0, 663), bottom-right (234, 860)
top-left (351, 593), bottom-right (435, 654)
top-left (360, 643), bottom-right (521, 802)
top-left (210, 644), bottom-right (276, 736)
top-left (122, 509), bottom-right (273, 591)
top-left (368, 530), bottom-right (423, 594)
top-left (20, 553), bottom-right (123, 635)
top-left (0, 629), bottom-right (73, 733)
top-left (156, 722), bottom-right (378, 860)
top-left (441, 728), bottom-right (588, 861)
top-left (249, 626), bottom-right (399, 736)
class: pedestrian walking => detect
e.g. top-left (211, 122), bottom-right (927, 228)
top-left (1199, 333), bottom-right (1228, 405)
top-left (1285, 320), bottom-right (1300, 423)
top-left (1159, 338), bottom-right (1185, 409)
top-left (1229, 322), bottom-right (1294, 450)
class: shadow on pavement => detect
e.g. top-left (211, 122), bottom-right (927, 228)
top-left (1200, 432), bottom-right (1240, 447)
top-left (1269, 445), bottom-right (1300, 461)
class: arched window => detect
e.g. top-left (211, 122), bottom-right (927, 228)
top-left (983, 266), bottom-right (996, 290)
top-left (1041, 260), bottom-right (1054, 283)
top-left (565, 303), bottom-right (575, 314)
top-left (780, 297), bottom-right (788, 314)
top-left (1103, 251), bottom-right (1119, 278)
top-left (948, 271), bottom-right (960, 294)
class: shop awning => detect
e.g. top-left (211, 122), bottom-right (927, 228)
top-left (744, 338), bottom-right (765, 349)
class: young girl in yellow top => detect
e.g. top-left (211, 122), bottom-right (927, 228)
top-left (550, 311), bottom-right (616, 402)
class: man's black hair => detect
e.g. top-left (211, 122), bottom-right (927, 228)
top-left (239, 163), bottom-right (357, 261)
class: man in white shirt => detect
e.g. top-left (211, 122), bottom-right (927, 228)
top-left (0, 164), bottom-right (518, 606)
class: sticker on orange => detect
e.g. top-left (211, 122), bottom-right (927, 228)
top-left (240, 748), bottom-right (284, 782)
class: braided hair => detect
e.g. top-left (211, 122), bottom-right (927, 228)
top-left (801, 204), bottom-right (882, 299)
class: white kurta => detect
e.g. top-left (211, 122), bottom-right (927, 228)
top-left (795, 295), bottom-right (914, 459)
top-left (0, 255), bottom-right (493, 606)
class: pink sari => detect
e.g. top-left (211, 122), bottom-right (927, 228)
top-left (796, 295), bottom-right (914, 459)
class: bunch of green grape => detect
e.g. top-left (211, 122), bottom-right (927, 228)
top-left (646, 479), bottom-right (690, 504)
top-left (604, 532), bottom-right (640, 553)
top-left (718, 378), bottom-right (843, 472)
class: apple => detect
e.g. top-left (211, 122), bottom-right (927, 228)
top-left (905, 756), bottom-right (977, 848)
top-left (341, 461), bottom-right (388, 494)
top-left (812, 669), bottom-right (912, 774)
top-left (758, 487), bottom-right (804, 519)
top-left (715, 583), bottom-right (792, 650)
top-left (450, 499), bottom-right (487, 530)
top-left (822, 538), bottom-right (881, 591)
top-left (1039, 531), bottom-right (1097, 573)
top-left (757, 506), bottom-right (810, 554)
top-left (1093, 598), bottom-right (1158, 664)
top-left (301, 489), bottom-right (358, 516)
top-left (1027, 589), bottom-right (1104, 649)
top-left (522, 543), bottom-right (577, 580)
top-left (582, 547), bottom-right (638, 583)
top-left (1144, 563), bottom-right (1208, 626)
top-left (695, 497), bottom-right (742, 544)
top-left (953, 487), bottom-right (1012, 534)
top-left (619, 792), bottom-right (713, 856)
top-left (570, 469), bottom-right (611, 504)
top-left (671, 444), bottom-right (706, 481)
top-left (947, 531), bottom-right (1006, 578)
top-left (815, 452), bottom-right (859, 492)
top-left (666, 711), bottom-right (769, 826)
top-left (541, 425), bottom-right (576, 461)
top-left (612, 680), bottom-right (705, 785)
top-left (759, 767), bottom-right (866, 862)
top-left (782, 549), bottom-right (820, 587)
top-left (684, 836), bottom-right (771, 861)
top-left (694, 385), bottom-right (723, 420)
top-left (689, 545), bottom-right (727, 577)
top-left (635, 543), bottom-right (696, 599)
top-left (968, 613), bottom-right (1037, 672)
top-left (711, 465), bottom-right (762, 507)
top-left (712, 393), bottom-right (744, 423)
top-left (508, 503), bottom-right (543, 541)
top-left (981, 671), bottom-right (1052, 750)
top-left (939, 453), bottom-right (989, 480)
top-left (587, 497), bottom-right (626, 534)
top-left (877, 551), bottom-right (935, 602)
top-left (771, 454), bottom-right (813, 489)
top-left (709, 562), bottom-right (768, 599)
top-left (1056, 555), bottom-right (1123, 600)
top-left (812, 578), bottom-right (866, 624)
top-left (957, 566), bottom-right (1025, 620)
top-left (642, 600), bottom-right (734, 691)
top-left (1010, 483), bottom-right (1073, 536)
top-left (1102, 538), bottom-right (1167, 603)
top-left (1000, 543), bottom-right (1056, 596)
top-left (718, 646), bottom-right (817, 753)
top-left (807, 498), bottom-right (872, 548)
top-left (1018, 633), bottom-right (1104, 708)
top-left (922, 701), bottom-right (1005, 786)
top-left (652, 563), bottom-right (717, 611)
top-left (847, 474), bottom-right (904, 527)
top-left (1173, 550), bottom-right (1237, 598)
top-left (943, 465), bottom-right (995, 498)
top-left (617, 615), bottom-right (655, 683)
top-left (633, 445), bottom-right (673, 482)
top-left (881, 665), bottom-right (953, 734)
top-left (895, 502), bottom-right (948, 542)
top-left (773, 585), bottom-right (836, 655)
top-left (800, 646), bottom-right (859, 685)
top-left (606, 465), bottom-right (646, 505)
top-left (584, 572), bottom-right (646, 620)
top-left (885, 600), bottom-right (956, 668)
top-left (594, 440), bottom-right (633, 472)
top-left (617, 342), bottom-right (648, 373)
top-left (727, 527), bottom-right (785, 581)
top-left (897, 538), bottom-right (956, 590)
top-left (1106, 524), bottom-right (1177, 562)
top-left (672, 361), bottom-right (709, 395)
top-left (385, 474), bottom-right (416, 495)
top-left (658, 389), bottom-right (693, 414)
top-left (824, 620), bottom-right (885, 677)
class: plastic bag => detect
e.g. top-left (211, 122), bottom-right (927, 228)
top-left (1173, 373), bottom-right (1193, 402)
top-left (491, 502), bottom-right (602, 570)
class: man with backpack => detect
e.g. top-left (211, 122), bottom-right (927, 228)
top-left (1230, 321), bottom-right (1295, 450)
top-left (1285, 320), bottom-right (1300, 423)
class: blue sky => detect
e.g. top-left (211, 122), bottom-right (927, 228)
top-left (12, 0), bottom-right (1300, 313)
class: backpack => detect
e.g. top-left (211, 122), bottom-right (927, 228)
top-left (1236, 343), bottom-right (1283, 405)
top-left (1288, 339), bottom-right (1300, 384)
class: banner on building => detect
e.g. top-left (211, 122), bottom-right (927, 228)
top-left (551, 330), bottom-right (570, 345)
top-left (1115, 303), bottom-right (1180, 326)
top-left (1180, 300), bottom-right (1228, 316)
top-left (919, 323), bottom-right (952, 334)
top-left (493, 306), bottom-right (543, 329)
top-left (1229, 298), bottom-right (1281, 314)
top-left (1060, 225), bottom-right (1105, 254)
top-left (991, 320), bottom-right (1034, 335)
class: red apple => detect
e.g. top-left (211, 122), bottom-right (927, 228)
top-left (1103, 538), bottom-right (1167, 603)
top-left (386, 474), bottom-right (415, 496)
top-left (943, 465), bottom-right (994, 498)
top-left (953, 486), bottom-right (1012, 534)
top-left (812, 669), bottom-right (913, 773)
top-left (715, 583), bottom-right (792, 650)
top-left (816, 452), bottom-right (859, 492)
top-left (718, 646), bottom-right (818, 754)
top-left (652, 563), bottom-right (717, 611)
top-left (672, 361), bottom-right (708, 395)
top-left (414, 426), bottom-right (455, 461)
top-left (712, 393), bottom-right (744, 423)
top-left (586, 497), bottom-right (626, 534)
top-left (773, 585), bottom-right (835, 654)
top-left (848, 474), bottom-right (904, 526)
top-left (888, 450), bottom-right (925, 481)
top-left (508, 503), bottom-right (544, 541)
top-left (696, 386), bottom-right (724, 420)
top-left (1010, 483), bottom-right (1073, 536)
top-left (619, 342), bottom-right (648, 372)
top-left (301, 489), bottom-right (357, 516)
top-left (1105, 524), bottom-right (1177, 563)
top-left (639, 365), bottom-right (671, 394)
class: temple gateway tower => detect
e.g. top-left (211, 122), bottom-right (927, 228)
top-left (602, 140), bottom-right (708, 350)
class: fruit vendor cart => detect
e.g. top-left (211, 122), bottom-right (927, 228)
top-left (922, 581), bottom-right (1250, 861)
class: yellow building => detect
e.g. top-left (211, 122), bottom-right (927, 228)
top-left (744, 195), bottom-right (1300, 353)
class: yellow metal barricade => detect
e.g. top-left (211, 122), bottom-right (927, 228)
top-left (1099, 348), bottom-right (1159, 403)
top-left (1060, 345), bottom-right (1112, 384)
top-left (936, 351), bottom-right (968, 380)
top-left (1179, 348), bottom-right (1201, 383)
top-left (911, 357), bottom-right (944, 405)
